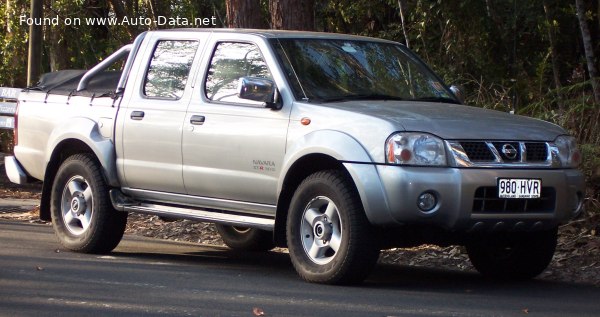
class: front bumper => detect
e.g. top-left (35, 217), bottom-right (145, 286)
top-left (345, 163), bottom-right (585, 232)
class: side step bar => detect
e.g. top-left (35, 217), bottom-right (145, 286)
top-left (109, 190), bottom-right (275, 231)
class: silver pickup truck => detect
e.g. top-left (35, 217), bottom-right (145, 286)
top-left (5, 29), bottom-right (585, 284)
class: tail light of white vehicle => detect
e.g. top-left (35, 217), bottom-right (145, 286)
top-left (13, 101), bottom-right (19, 147)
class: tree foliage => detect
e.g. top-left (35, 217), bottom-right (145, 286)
top-left (0, 0), bottom-right (599, 142)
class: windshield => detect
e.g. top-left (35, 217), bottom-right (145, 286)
top-left (271, 38), bottom-right (457, 103)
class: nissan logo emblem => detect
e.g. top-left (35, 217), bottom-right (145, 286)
top-left (501, 144), bottom-right (518, 159)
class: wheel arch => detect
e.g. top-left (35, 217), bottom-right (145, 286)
top-left (40, 121), bottom-right (118, 221)
top-left (274, 153), bottom-right (345, 247)
top-left (273, 130), bottom-right (390, 247)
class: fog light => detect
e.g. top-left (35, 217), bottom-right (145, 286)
top-left (417, 192), bottom-right (437, 212)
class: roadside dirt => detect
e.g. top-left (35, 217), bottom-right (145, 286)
top-left (1, 154), bottom-right (598, 286)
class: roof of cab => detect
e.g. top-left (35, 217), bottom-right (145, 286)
top-left (153, 28), bottom-right (397, 43)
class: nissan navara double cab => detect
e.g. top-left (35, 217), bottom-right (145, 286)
top-left (6, 29), bottom-right (585, 284)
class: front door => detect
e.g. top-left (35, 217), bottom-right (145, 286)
top-left (182, 39), bottom-right (289, 205)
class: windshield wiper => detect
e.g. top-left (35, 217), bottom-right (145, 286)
top-left (321, 94), bottom-right (405, 102)
top-left (412, 96), bottom-right (461, 104)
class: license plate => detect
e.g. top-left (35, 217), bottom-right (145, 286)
top-left (497, 178), bottom-right (541, 199)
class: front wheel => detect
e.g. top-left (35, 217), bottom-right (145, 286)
top-left (286, 170), bottom-right (380, 284)
top-left (466, 228), bottom-right (558, 280)
top-left (215, 224), bottom-right (275, 251)
top-left (50, 153), bottom-right (127, 253)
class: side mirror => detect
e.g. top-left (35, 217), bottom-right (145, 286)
top-left (237, 77), bottom-right (280, 108)
top-left (449, 85), bottom-right (465, 104)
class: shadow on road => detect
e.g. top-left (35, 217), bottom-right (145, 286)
top-left (112, 247), bottom-right (293, 272)
top-left (109, 236), bottom-right (600, 294)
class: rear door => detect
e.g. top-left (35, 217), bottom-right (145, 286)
top-left (117, 33), bottom-right (202, 193)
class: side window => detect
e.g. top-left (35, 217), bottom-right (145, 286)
top-left (144, 40), bottom-right (199, 99)
top-left (205, 42), bottom-right (272, 104)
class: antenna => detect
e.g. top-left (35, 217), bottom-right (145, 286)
top-left (276, 39), bottom-right (309, 101)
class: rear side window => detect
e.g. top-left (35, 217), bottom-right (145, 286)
top-left (144, 40), bottom-right (199, 99)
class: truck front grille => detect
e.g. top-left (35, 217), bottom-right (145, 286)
top-left (472, 186), bottom-right (555, 213)
top-left (456, 141), bottom-right (549, 164)
top-left (524, 142), bottom-right (548, 162)
top-left (459, 142), bottom-right (495, 161)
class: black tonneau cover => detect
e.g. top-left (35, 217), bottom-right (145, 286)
top-left (28, 70), bottom-right (121, 97)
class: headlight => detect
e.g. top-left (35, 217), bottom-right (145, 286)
top-left (554, 135), bottom-right (581, 168)
top-left (386, 133), bottom-right (447, 166)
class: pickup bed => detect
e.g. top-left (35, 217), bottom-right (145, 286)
top-left (5, 29), bottom-right (585, 284)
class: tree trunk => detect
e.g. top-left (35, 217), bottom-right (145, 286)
top-left (6, 0), bottom-right (12, 33)
top-left (45, 26), bottom-right (69, 72)
top-left (543, 0), bottom-right (564, 112)
top-left (108, 0), bottom-right (137, 40)
top-left (27, 0), bottom-right (43, 85)
top-left (150, 0), bottom-right (171, 22)
top-left (270, 0), bottom-right (315, 31)
top-left (86, 0), bottom-right (109, 41)
top-left (575, 0), bottom-right (600, 104)
top-left (226, 0), bottom-right (265, 28)
top-left (397, 0), bottom-right (410, 48)
top-left (141, 0), bottom-right (171, 29)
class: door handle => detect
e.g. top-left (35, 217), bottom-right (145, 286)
top-left (130, 111), bottom-right (145, 120)
top-left (190, 115), bottom-right (205, 125)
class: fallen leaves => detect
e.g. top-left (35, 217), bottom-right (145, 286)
top-left (125, 214), bottom-right (225, 246)
top-left (378, 217), bottom-right (600, 286)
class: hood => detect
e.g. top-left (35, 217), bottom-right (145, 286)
top-left (320, 101), bottom-right (565, 141)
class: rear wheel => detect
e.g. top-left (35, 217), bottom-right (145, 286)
top-left (50, 153), bottom-right (127, 253)
top-left (286, 170), bottom-right (380, 284)
top-left (466, 228), bottom-right (558, 280)
top-left (215, 224), bottom-right (275, 251)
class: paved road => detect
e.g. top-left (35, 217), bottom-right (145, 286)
top-left (1, 220), bottom-right (599, 317)
top-left (0, 198), bottom-right (38, 212)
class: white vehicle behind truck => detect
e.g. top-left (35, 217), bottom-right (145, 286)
top-left (5, 29), bottom-right (585, 284)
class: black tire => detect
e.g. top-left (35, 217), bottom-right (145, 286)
top-left (466, 228), bottom-right (558, 280)
top-left (50, 153), bottom-right (127, 254)
top-left (215, 224), bottom-right (275, 251)
top-left (286, 170), bottom-right (380, 284)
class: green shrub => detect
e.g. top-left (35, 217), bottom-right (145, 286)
top-left (580, 144), bottom-right (600, 214)
top-left (0, 130), bottom-right (13, 153)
